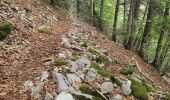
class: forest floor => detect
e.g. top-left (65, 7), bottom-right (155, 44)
top-left (0, 0), bottom-right (170, 100)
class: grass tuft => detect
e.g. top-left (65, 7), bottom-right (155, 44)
top-left (120, 67), bottom-right (134, 75)
top-left (38, 27), bottom-right (52, 35)
top-left (53, 60), bottom-right (68, 66)
top-left (0, 22), bottom-right (13, 40)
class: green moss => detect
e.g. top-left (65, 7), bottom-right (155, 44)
top-left (53, 60), bottom-right (68, 66)
top-left (90, 61), bottom-right (112, 77)
top-left (92, 96), bottom-right (103, 100)
top-left (130, 78), bottom-right (149, 100)
top-left (38, 27), bottom-right (52, 35)
top-left (23, 7), bottom-right (32, 13)
top-left (79, 84), bottom-right (93, 95)
top-left (120, 67), bottom-right (134, 75)
top-left (0, 22), bottom-right (13, 40)
top-left (110, 75), bottom-right (121, 86)
top-left (89, 46), bottom-right (100, 54)
top-left (96, 55), bottom-right (111, 65)
top-left (143, 82), bottom-right (155, 92)
top-left (73, 95), bottom-right (91, 100)
top-left (97, 70), bottom-right (112, 77)
top-left (90, 61), bottom-right (102, 70)
top-left (71, 56), bottom-right (79, 61)
top-left (167, 95), bottom-right (170, 100)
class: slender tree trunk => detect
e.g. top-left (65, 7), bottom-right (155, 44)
top-left (90, 0), bottom-right (94, 25)
top-left (152, 1), bottom-right (169, 68)
top-left (99, 0), bottom-right (104, 31)
top-left (135, 3), bottom-right (148, 52)
top-left (127, 0), bottom-right (141, 50)
top-left (139, 0), bottom-right (154, 58)
top-left (77, 0), bottom-right (80, 15)
top-left (122, 0), bottom-right (126, 34)
top-left (112, 0), bottom-right (120, 42)
top-left (124, 0), bottom-right (133, 49)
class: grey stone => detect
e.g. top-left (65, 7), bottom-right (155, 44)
top-left (111, 94), bottom-right (122, 100)
top-left (55, 91), bottom-right (74, 100)
top-left (69, 61), bottom-right (79, 72)
top-left (41, 71), bottom-right (49, 81)
top-left (101, 82), bottom-right (113, 93)
top-left (58, 53), bottom-right (66, 59)
top-left (52, 72), bottom-right (73, 93)
top-left (24, 80), bottom-right (34, 90)
top-left (66, 74), bottom-right (81, 85)
top-left (31, 82), bottom-right (44, 97)
top-left (76, 55), bottom-right (90, 69)
top-left (61, 37), bottom-right (71, 48)
top-left (85, 68), bottom-right (97, 81)
top-left (121, 80), bottom-right (132, 96)
top-left (44, 92), bottom-right (54, 100)
top-left (43, 61), bottom-right (53, 66)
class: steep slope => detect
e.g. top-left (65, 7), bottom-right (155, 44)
top-left (0, 0), bottom-right (169, 100)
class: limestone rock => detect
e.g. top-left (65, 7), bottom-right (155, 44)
top-left (53, 72), bottom-right (73, 93)
top-left (55, 91), bottom-right (74, 100)
top-left (85, 68), bottom-right (97, 81)
top-left (121, 80), bottom-right (132, 96)
top-left (101, 82), bottom-right (113, 94)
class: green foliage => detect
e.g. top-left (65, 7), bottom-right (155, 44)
top-left (53, 60), bottom-right (68, 66)
top-left (23, 7), bottom-right (32, 13)
top-left (0, 22), bottom-right (13, 40)
top-left (96, 55), bottom-right (111, 65)
top-left (90, 61), bottom-right (113, 77)
top-left (167, 95), bottom-right (170, 100)
top-left (79, 84), bottom-right (93, 95)
top-left (73, 95), bottom-right (91, 100)
top-left (70, 56), bottom-right (79, 61)
top-left (130, 78), bottom-right (149, 100)
top-left (143, 82), bottom-right (155, 92)
top-left (92, 96), bottom-right (103, 100)
top-left (120, 67), bottom-right (134, 75)
top-left (110, 75), bottom-right (121, 86)
top-left (38, 27), bottom-right (52, 35)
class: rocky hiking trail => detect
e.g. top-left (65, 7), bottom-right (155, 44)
top-left (0, 0), bottom-right (170, 100)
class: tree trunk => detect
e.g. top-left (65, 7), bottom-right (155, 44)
top-left (122, 0), bottom-right (126, 34)
top-left (77, 0), bottom-right (80, 15)
top-left (127, 0), bottom-right (141, 50)
top-left (112, 0), bottom-right (120, 42)
top-left (152, 1), bottom-right (169, 68)
top-left (90, 0), bottom-right (94, 25)
top-left (124, 0), bottom-right (133, 49)
top-left (139, 0), bottom-right (154, 58)
top-left (99, 0), bottom-right (104, 31)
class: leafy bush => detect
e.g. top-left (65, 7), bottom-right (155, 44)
top-left (130, 78), bottom-right (149, 100)
top-left (120, 67), bottom-right (134, 75)
top-left (53, 60), bottom-right (68, 66)
top-left (0, 22), bottom-right (13, 40)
